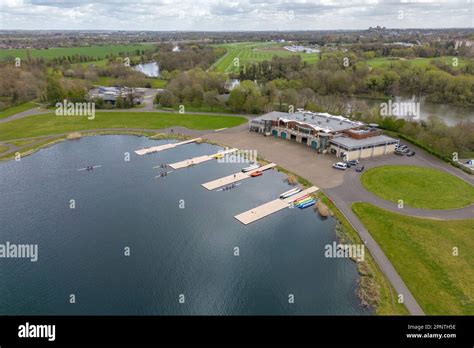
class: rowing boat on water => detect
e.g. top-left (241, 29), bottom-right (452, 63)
top-left (299, 200), bottom-right (316, 209)
top-left (293, 194), bottom-right (310, 203)
top-left (216, 183), bottom-right (241, 191)
top-left (295, 197), bottom-right (314, 206)
top-left (77, 165), bottom-right (102, 171)
top-left (241, 164), bottom-right (260, 172)
top-left (154, 171), bottom-right (173, 178)
top-left (279, 187), bottom-right (302, 199)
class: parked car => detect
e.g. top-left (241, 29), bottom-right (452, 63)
top-left (355, 165), bottom-right (365, 172)
top-left (406, 151), bottom-right (416, 156)
top-left (397, 145), bottom-right (408, 152)
top-left (395, 149), bottom-right (405, 156)
top-left (332, 162), bottom-right (348, 170)
top-left (345, 159), bottom-right (359, 167)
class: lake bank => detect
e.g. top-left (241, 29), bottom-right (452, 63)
top-left (0, 135), bottom-right (371, 315)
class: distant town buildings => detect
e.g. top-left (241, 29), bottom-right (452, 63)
top-left (455, 40), bottom-right (474, 50)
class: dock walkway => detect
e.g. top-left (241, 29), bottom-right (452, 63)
top-left (234, 186), bottom-right (319, 225)
top-left (202, 163), bottom-right (277, 190)
top-left (169, 148), bottom-right (238, 170)
top-left (135, 138), bottom-right (201, 156)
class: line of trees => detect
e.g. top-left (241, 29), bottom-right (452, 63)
top-left (0, 62), bottom-right (45, 110)
top-left (352, 112), bottom-right (474, 159)
top-left (155, 68), bottom-right (227, 110)
top-left (237, 52), bottom-right (474, 106)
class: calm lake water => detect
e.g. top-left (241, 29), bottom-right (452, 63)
top-left (0, 135), bottom-right (370, 315)
top-left (360, 96), bottom-right (474, 126)
top-left (134, 61), bottom-right (160, 77)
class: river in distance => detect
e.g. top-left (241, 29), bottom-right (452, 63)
top-left (0, 135), bottom-right (371, 315)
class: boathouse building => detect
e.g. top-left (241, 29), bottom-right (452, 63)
top-left (249, 111), bottom-right (398, 160)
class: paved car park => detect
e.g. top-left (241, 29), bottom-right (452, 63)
top-left (204, 125), bottom-right (347, 189)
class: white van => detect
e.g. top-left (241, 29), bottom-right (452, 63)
top-left (332, 162), bottom-right (348, 170)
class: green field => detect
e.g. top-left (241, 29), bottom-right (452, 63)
top-left (0, 112), bottom-right (247, 141)
top-left (89, 76), bottom-right (167, 88)
top-left (71, 59), bottom-right (110, 68)
top-left (361, 165), bottom-right (474, 209)
top-left (147, 79), bottom-right (168, 88)
top-left (353, 202), bottom-right (474, 315)
top-left (0, 102), bottom-right (37, 119)
top-left (0, 44), bottom-right (151, 61)
top-left (0, 145), bottom-right (9, 154)
top-left (366, 56), bottom-right (470, 69)
top-left (9, 139), bottom-right (38, 147)
top-left (158, 104), bottom-right (232, 114)
top-left (212, 42), bottom-right (320, 73)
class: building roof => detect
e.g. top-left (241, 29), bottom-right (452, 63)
top-left (330, 135), bottom-right (398, 150)
top-left (253, 111), bottom-right (364, 133)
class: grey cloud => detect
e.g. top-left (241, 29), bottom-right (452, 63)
top-left (1, 0), bottom-right (472, 30)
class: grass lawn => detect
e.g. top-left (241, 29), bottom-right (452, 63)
top-left (0, 145), bottom-right (9, 154)
top-left (361, 165), bottom-right (474, 209)
top-left (148, 79), bottom-right (167, 88)
top-left (353, 202), bottom-right (474, 315)
top-left (0, 111), bottom-right (247, 141)
top-left (9, 139), bottom-right (39, 147)
top-left (0, 102), bottom-right (37, 119)
top-left (91, 76), bottom-right (167, 88)
top-left (158, 104), bottom-right (233, 114)
top-left (71, 59), bottom-right (109, 68)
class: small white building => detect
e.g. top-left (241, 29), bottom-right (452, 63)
top-left (329, 135), bottom-right (399, 161)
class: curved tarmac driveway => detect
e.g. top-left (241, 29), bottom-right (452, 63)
top-left (324, 143), bottom-right (473, 316)
top-left (327, 159), bottom-right (474, 221)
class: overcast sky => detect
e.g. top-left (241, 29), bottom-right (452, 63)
top-left (1, 0), bottom-right (473, 31)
